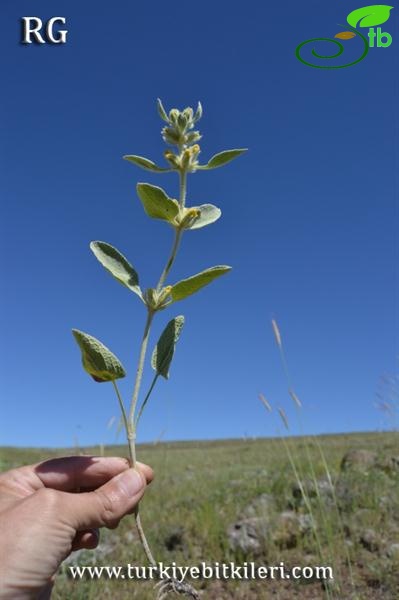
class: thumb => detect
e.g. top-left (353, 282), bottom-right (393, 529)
top-left (65, 468), bottom-right (147, 530)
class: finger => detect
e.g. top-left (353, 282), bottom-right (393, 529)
top-left (80, 462), bottom-right (153, 492)
top-left (133, 463), bottom-right (153, 485)
top-left (0, 457), bottom-right (130, 506)
top-left (37, 580), bottom-right (55, 600)
top-left (64, 467), bottom-right (148, 530)
top-left (1, 458), bottom-right (153, 497)
top-left (33, 456), bottom-right (132, 491)
top-left (35, 457), bottom-right (153, 492)
top-left (72, 528), bottom-right (100, 550)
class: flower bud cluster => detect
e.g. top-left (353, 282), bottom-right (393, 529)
top-left (164, 144), bottom-right (201, 173)
top-left (175, 206), bottom-right (201, 230)
top-left (158, 99), bottom-right (203, 172)
top-left (144, 285), bottom-right (172, 311)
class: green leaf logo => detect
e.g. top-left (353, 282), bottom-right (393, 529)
top-left (347, 5), bottom-right (393, 28)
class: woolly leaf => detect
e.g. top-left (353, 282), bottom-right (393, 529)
top-left (123, 155), bottom-right (170, 172)
top-left (186, 204), bottom-right (221, 230)
top-left (171, 266), bottom-right (231, 302)
top-left (90, 241), bottom-right (142, 299)
top-left (151, 316), bottom-right (185, 379)
top-left (157, 98), bottom-right (169, 123)
top-left (72, 329), bottom-right (126, 382)
top-left (136, 183), bottom-right (179, 223)
top-left (199, 149), bottom-right (247, 170)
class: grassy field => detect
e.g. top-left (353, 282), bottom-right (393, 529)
top-left (1, 432), bottom-right (398, 599)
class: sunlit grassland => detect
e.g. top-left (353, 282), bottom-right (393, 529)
top-left (1, 431), bottom-right (398, 599)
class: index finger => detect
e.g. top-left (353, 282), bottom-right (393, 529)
top-left (34, 456), bottom-right (152, 491)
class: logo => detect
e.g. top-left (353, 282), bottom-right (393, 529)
top-left (296, 5), bottom-right (394, 68)
top-left (21, 17), bottom-right (68, 45)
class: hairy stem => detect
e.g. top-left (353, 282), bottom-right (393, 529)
top-left (129, 169), bottom-right (187, 431)
top-left (112, 381), bottom-right (129, 434)
top-left (129, 310), bottom-right (154, 433)
top-left (156, 168), bottom-right (186, 292)
top-left (127, 431), bottom-right (136, 466)
top-left (156, 228), bottom-right (182, 293)
top-left (127, 166), bottom-right (188, 576)
top-left (135, 512), bottom-right (157, 567)
top-left (112, 381), bottom-right (137, 464)
top-left (135, 374), bottom-right (159, 428)
top-left (179, 168), bottom-right (187, 207)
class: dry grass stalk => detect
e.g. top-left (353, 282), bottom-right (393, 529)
top-left (258, 392), bottom-right (272, 412)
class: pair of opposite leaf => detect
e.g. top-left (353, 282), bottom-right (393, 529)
top-left (72, 240), bottom-right (230, 385)
top-left (72, 236), bottom-right (229, 386)
top-left (124, 145), bottom-right (246, 175)
top-left (136, 182), bottom-right (221, 231)
top-left (89, 240), bottom-right (231, 310)
top-left (72, 315), bottom-right (183, 384)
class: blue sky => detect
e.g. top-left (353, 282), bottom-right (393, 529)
top-left (1, 1), bottom-right (398, 447)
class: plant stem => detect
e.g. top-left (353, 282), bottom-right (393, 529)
top-left (129, 309), bottom-right (154, 437)
top-left (127, 431), bottom-right (136, 466)
top-left (179, 168), bottom-right (187, 207)
top-left (112, 381), bottom-right (129, 439)
top-left (129, 166), bottom-right (187, 430)
top-left (126, 167), bottom-right (189, 576)
top-left (135, 512), bottom-right (157, 567)
top-left (135, 373), bottom-right (159, 428)
top-left (156, 228), bottom-right (182, 293)
top-left (280, 434), bottom-right (331, 599)
top-left (155, 168), bottom-right (186, 292)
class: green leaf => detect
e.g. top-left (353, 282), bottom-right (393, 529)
top-left (186, 204), bottom-right (221, 230)
top-left (171, 266), bottom-right (232, 302)
top-left (136, 183), bottom-right (179, 223)
top-left (157, 98), bottom-right (169, 123)
top-left (198, 149), bottom-right (247, 170)
top-left (193, 101), bottom-right (203, 123)
top-left (123, 155), bottom-right (170, 172)
top-left (90, 241), bottom-right (142, 299)
top-left (347, 5), bottom-right (393, 28)
top-left (151, 316), bottom-right (185, 379)
top-left (72, 329), bottom-right (126, 383)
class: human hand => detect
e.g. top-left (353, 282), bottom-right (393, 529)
top-left (0, 455), bottom-right (153, 599)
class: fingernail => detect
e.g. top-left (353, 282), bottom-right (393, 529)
top-left (115, 468), bottom-right (145, 497)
